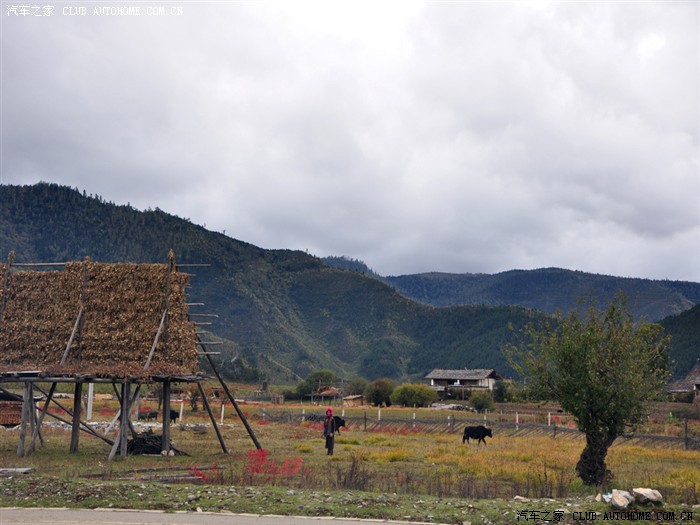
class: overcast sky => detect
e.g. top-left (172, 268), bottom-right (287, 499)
top-left (1, 1), bottom-right (698, 281)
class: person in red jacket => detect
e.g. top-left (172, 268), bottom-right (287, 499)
top-left (323, 406), bottom-right (337, 455)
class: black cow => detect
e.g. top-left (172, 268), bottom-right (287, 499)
top-left (462, 425), bottom-right (492, 445)
top-left (307, 414), bottom-right (346, 432)
top-left (137, 410), bottom-right (158, 421)
top-left (333, 416), bottom-right (346, 433)
top-left (169, 408), bottom-right (179, 423)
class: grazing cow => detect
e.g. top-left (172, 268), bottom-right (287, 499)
top-left (169, 408), bottom-right (179, 423)
top-left (462, 425), bottom-right (492, 445)
top-left (333, 416), bottom-right (346, 433)
top-left (137, 410), bottom-right (158, 421)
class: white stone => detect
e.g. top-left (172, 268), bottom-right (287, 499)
top-left (633, 488), bottom-right (663, 504)
top-left (611, 489), bottom-right (633, 509)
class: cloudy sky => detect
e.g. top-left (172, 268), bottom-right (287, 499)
top-left (1, 1), bottom-right (698, 281)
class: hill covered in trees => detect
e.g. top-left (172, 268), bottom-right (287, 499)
top-left (379, 270), bottom-right (700, 323)
top-left (2, 183), bottom-right (697, 382)
top-left (1, 183), bottom-right (544, 383)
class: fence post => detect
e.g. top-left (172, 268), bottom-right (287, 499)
top-left (364, 411), bottom-right (367, 431)
top-left (302, 408), bottom-right (306, 422)
top-left (516, 411), bottom-right (519, 431)
top-left (413, 412), bottom-right (416, 429)
top-left (378, 408), bottom-right (381, 421)
top-left (220, 403), bottom-right (225, 426)
top-left (685, 418), bottom-right (689, 450)
top-left (548, 412), bottom-right (551, 426)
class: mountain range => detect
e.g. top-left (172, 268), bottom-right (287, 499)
top-left (2, 183), bottom-right (698, 383)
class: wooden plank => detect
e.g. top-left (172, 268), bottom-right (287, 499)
top-left (144, 309), bottom-right (167, 370)
top-left (162, 379), bottom-right (171, 455)
top-left (197, 381), bottom-right (229, 454)
top-left (17, 382), bottom-right (32, 457)
top-left (27, 382), bottom-right (57, 455)
top-left (69, 382), bottom-right (82, 452)
top-left (60, 306), bottom-right (84, 366)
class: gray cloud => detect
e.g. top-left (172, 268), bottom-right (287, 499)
top-left (1, 1), bottom-right (698, 280)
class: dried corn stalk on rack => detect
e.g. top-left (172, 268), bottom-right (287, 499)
top-left (0, 257), bottom-right (199, 379)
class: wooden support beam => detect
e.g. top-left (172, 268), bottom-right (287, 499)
top-left (17, 382), bottom-right (32, 457)
top-left (197, 381), bottom-right (229, 454)
top-left (38, 406), bottom-right (113, 446)
top-left (162, 379), bottom-right (171, 455)
top-left (27, 382), bottom-right (54, 454)
top-left (60, 307), bottom-right (84, 366)
top-left (144, 309), bottom-right (168, 370)
top-left (202, 350), bottom-right (261, 450)
top-left (69, 382), bottom-right (83, 453)
top-left (32, 384), bottom-right (113, 446)
top-left (120, 382), bottom-right (129, 457)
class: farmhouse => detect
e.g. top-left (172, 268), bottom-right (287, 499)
top-left (667, 362), bottom-right (700, 401)
top-left (0, 251), bottom-right (260, 458)
top-left (425, 368), bottom-right (502, 399)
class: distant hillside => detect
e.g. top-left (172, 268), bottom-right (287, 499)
top-left (382, 269), bottom-right (700, 322)
top-left (1, 183), bottom-right (545, 383)
top-left (659, 304), bottom-right (700, 380)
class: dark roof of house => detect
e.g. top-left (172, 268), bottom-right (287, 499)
top-left (668, 363), bottom-right (700, 393)
top-left (425, 368), bottom-right (502, 381)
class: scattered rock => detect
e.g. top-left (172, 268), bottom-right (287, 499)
top-left (610, 489), bottom-right (634, 510)
top-left (632, 488), bottom-right (663, 504)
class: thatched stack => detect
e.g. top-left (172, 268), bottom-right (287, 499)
top-left (0, 261), bottom-right (199, 378)
top-left (1, 267), bottom-right (81, 366)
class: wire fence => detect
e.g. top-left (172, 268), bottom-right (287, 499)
top-left (259, 408), bottom-right (700, 451)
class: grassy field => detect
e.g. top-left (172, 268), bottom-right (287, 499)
top-left (1, 398), bottom-right (699, 524)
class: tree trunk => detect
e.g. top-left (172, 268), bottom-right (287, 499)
top-left (576, 432), bottom-right (616, 486)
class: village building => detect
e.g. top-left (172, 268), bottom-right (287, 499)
top-left (425, 368), bottom-right (502, 399)
top-left (667, 362), bottom-right (700, 402)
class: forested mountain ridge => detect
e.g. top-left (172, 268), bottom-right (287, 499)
top-left (2, 183), bottom-right (697, 382)
top-left (321, 261), bottom-right (700, 323)
top-left (1, 183), bottom-right (544, 382)
top-left (382, 270), bottom-right (700, 322)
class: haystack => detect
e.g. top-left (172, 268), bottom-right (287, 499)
top-left (0, 259), bottom-right (198, 379)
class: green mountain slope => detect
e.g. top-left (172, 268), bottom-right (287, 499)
top-left (659, 304), bottom-right (700, 380)
top-left (382, 269), bottom-right (699, 322)
top-left (1, 183), bottom-right (544, 382)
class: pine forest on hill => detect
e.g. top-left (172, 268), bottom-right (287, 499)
top-left (1, 182), bottom-right (698, 384)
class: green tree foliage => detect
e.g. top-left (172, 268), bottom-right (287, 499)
top-left (390, 383), bottom-right (438, 407)
top-left (492, 380), bottom-right (512, 402)
top-left (364, 378), bottom-right (395, 407)
top-left (469, 390), bottom-right (494, 413)
top-left (507, 293), bottom-right (671, 486)
top-left (345, 377), bottom-right (369, 396)
top-left (2, 184), bottom-right (694, 384)
top-left (296, 369), bottom-right (338, 398)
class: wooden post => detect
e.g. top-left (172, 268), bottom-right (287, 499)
top-left (120, 382), bottom-right (130, 457)
top-left (197, 382), bottom-right (229, 454)
top-left (28, 382), bottom-right (56, 454)
top-left (17, 382), bottom-right (32, 457)
top-left (70, 382), bottom-right (83, 452)
top-left (86, 383), bottom-right (94, 421)
top-left (162, 379), bottom-right (171, 455)
top-left (202, 352), bottom-right (261, 449)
